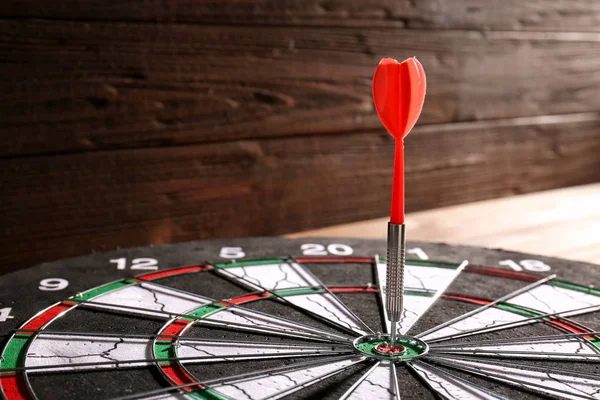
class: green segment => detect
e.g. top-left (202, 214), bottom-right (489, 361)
top-left (0, 334), bottom-right (30, 373)
top-left (154, 342), bottom-right (173, 365)
top-left (380, 258), bottom-right (461, 270)
top-left (354, 335), bottom-right (428, 361)
top-left (405, 289), bottom-right (436, 297)
top-left (72, 279), bottom-right (138, 301)
top-left (190, 388), bottom-right (230, 400)
top-left (274, 287), bottom-right (326, 297)
top-left (495, 302), bottom-right (600, 351)
top-left (213, 259), bottom-right (285, 268)
top-left (497, 303), bottom-right (540, 318)
top-left (549, 280), bottom-right (600, 297)
top-left (187, 304), bottom-right (225, 319)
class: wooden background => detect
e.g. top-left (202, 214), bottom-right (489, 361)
top-left (1, 1), bottom-right (600, 272)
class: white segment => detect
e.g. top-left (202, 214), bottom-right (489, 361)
top-left (177, 340), bottom-right (349, 362)
top-left (212, 357), bottom-right (362, 400)
top-left (411, 362), bottom-right (506, 400)
top-left (432, 337), bottom-right (600, 360)
top-left (283, 293), bottom-right (369, 335)
top-left (341, 362), bottom-right (399, 400)
top-left (25, 334), bottom-right (151, 372)
top-left (25, 334), bottom-right (351, 374)
top-left (203, 307), bottom-right (350, 341)
top-left (86, 282), bottom-right (348, 342)
top-left (509, 284), bottom-right (600, 315)
top-left (422, 282), bottom-right (600, 342)
top-left (421, 308), bottom-right (526, 341)
top-left (433, 356), bottom-right (600, 400)
top-left (221, 263), bottom-right (318, 290)
top-left (376, 260), bottom-right (465, 334)
top-left (219, 262), bottom-right (370, 335)
top-left (87, 282), bottom-right (209, 317)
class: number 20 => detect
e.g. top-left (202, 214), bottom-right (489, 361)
top-left (301, 244), bottom-right (353, 256)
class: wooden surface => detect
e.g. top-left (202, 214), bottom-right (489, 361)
top-left (1, 1), bottom-right (600, 271)
top-left (289, 183), bottom-right (600, 265)
top-left (4, 21), bottom-right (600, 157)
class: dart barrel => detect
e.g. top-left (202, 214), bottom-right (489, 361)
top-left (386, 222), bottom-right (406, 321)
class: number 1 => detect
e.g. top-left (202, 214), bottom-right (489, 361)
top-left (0, 307), bottom-right (14, 322)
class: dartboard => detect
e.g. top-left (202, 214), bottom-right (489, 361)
top-left (1, 238), bottom-right (599, 400)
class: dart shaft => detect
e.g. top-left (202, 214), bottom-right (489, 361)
top-left (386, 222), bottom-right (406, 344)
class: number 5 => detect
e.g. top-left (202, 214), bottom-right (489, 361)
top-left (220, 247), bottom-right (245, 259)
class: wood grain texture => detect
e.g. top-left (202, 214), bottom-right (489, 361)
top-left (1, 0), bottom-right (600, 31)
top-left (289, 183), bottom-right (600, 265)
top-left (2, 115), bottom-right (600, 269)
top-left (2, 20), bottom-right (600, 156)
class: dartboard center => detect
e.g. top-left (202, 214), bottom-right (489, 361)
top-left (353, 334), bottom-right (429, 362)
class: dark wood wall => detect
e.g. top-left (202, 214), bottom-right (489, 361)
top-left (1, 1), bottom-right (600, 271)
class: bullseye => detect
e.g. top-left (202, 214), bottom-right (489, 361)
top-left (374, 342), bottom-right (406, 356)
top-left (353, 334), bottom-right (429, 362)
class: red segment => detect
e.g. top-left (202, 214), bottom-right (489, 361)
top-left (221, 292), bottom-right (271, 305)
top-left (158, 319), bottom-right (195, 341)
top-left (19, 302), bottom-right (74, 333)
top-left (329, 286), bottom-right (379, 293)
top-left (442, 293), bottom-right (490, 306)
top-left (139, 265), bottom-right (210, 281)
top-left (295, 257), bottom-right (373, 264)
top-left (160, 364), bottom-right (203, 391)
top-left (0, 374), bottom-right (33, 400)
top-left (549, 319), bottom-right (600, 339)
top-left (443, 293), bottom-right (600, 338)
top-left (466, 265), bottom-right (540, 282)
top-left (375, 343), bottom-right (405, 355)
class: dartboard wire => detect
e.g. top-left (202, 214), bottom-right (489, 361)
top-left (0, 349), bottom-right (356, 374)
top-left (215, 267), bottom-right (372, 336)
top-left (69, 297), bottom-right (354, 344)
top-left (422, 356), bottom-right (600, 399)
top-left (425, 353), bottom-right (600, 381)
top-left (0, 299), bottom-right (70, 400)
top-left (428, 348), bottom-right (600, 361)
top-left (108, 355), bottom-right (368, 400)
top-left (137, 279), bottom-right (354, 342)
top-left (215, 260), bottom-right (375, 335)
top-left (404, 259), bottom-right (468, 335)
top-left (151, 262), bottom-right (379, 400)
top-left (374, 255), bottom-right (468, 336)
top-left (429, 331), bottom-right (600, 348)
top-left (8, 329), bottom-right (353, 347)
top-left (416, 274), bottom-right (556, 339)
top-left (338, 361), bottom-right (382, 400)
top-left (407, 360), bottom-right (512, 400)
top-left (424, 303), bottom-right (600, 344)
top-left (288, 256), bottom-right (376, 335)
top-left (374, 255), bottom-right (391, 334)
top-left (74, 277), bottom-right (356, 342)
top-left (125, 276), bottom-right (354, 342)
top-left (338, 360), bottom-right (401, 400)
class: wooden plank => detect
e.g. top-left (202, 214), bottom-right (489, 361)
top-left (2, 20), bottom-right (600, 157)
top-left (1, 115), bottom-right (600, 271)
top-left (289, 183), bottom-right (600, 265)
top-left (1, 1), bottom-right (600, 31)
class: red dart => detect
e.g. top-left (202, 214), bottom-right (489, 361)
top-left (372, 57), bottom-right (426, 224)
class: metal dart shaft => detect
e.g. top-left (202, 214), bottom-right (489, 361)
top-left (386, 222), bottom-right (406, 345)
